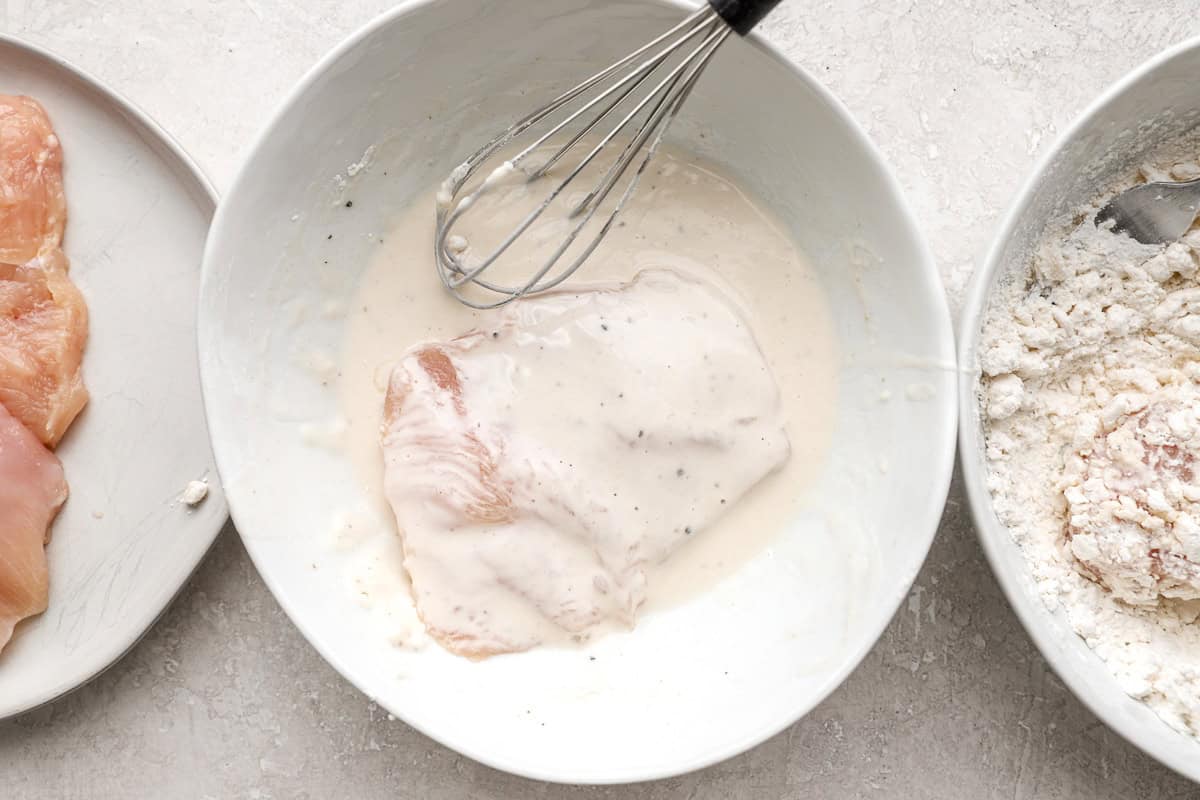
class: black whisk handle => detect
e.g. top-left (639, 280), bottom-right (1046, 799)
top-left (707, 0), bottom-right (783, 35)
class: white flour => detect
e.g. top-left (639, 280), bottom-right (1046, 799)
top-left (981, 150), bottom-right (1200, 737)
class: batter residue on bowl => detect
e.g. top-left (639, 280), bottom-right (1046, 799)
top-left (339, 145), bottom-right (839, 657)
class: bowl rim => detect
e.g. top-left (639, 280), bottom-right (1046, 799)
top-left (958, 34), bottom-right (1200, 786)
top-left (200, 0), bottom-right (957, 783)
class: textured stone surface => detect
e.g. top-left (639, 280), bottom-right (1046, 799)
top-left (3, 1), bottom-right (1200, 797)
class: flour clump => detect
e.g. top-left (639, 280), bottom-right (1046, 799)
top-left (981, 148), bottom-right (1200, 737)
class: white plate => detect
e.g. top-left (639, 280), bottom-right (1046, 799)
top-left (960, 36), bottom-right (1200, 786)
top-left (0, 35), bottom-right (226, 718)
top-left (199, 0), bottom-right (955, 783)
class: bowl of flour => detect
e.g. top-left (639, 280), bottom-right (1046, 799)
top-left (960, 37), bottom-right (1200, 783)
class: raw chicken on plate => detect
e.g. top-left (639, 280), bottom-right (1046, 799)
top-left (0, 94), bottom-right (88, 654)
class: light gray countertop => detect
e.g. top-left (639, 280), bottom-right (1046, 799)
top-left (3, 1), bottom-right (1200, 797)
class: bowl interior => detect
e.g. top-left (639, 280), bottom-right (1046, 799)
top-left (960, 39), bottom-right (1200, 784)
top-left (200, 0), bottom-right (955, 782)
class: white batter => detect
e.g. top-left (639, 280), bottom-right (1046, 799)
top-left (339, 145), bottom-right (839, 653)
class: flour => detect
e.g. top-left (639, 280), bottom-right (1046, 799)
top-left (180, 480), bottom-right (209, 507)
top-left (981, 147), bottom-right (1200, 738)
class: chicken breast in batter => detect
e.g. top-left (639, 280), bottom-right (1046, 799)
top-left (381, 269), bottom-right (789, 658)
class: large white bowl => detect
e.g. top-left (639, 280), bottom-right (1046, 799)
top-left (960, 37), bottom-right (1200, 786)
top-left (199, 0), bottom-right (955, 782)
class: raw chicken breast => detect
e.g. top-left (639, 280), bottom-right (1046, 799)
top-left (0, 95), bottom-right (87, 446)
top-left (0, 95), bottom-right (65, 264)
top-left (0, 94), bottom-right (87, 656)
top-left (0, 401), bottom-right (66, 652)
top-left (381, 270), bottom-right (789, 658)
top-left (0, 248), bottom-right (88, 446)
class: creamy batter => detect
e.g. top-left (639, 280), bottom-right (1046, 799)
top-left (339, 145), bottom-right (839, 652)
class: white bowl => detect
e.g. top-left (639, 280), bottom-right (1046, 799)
top-left (960, 37), bottom-right (1200, 785)
top-left (199, 0), bottom-right (955, 782)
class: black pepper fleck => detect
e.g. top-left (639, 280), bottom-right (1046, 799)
top-left (345, 200), bottom-right (353, 208)
top-left (326, 234), bottom-right (333, 240)
top-left (684, 526), bottom-right (693, 535)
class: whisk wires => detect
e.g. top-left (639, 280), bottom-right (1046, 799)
top-left (435, 5), bottom-right (730, 309)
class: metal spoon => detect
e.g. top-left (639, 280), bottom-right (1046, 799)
top-left (1095, 178), bottom-right (1200, 244)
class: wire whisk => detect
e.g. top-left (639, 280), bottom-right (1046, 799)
top-left (434, 0), bottom-right (782, 309)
